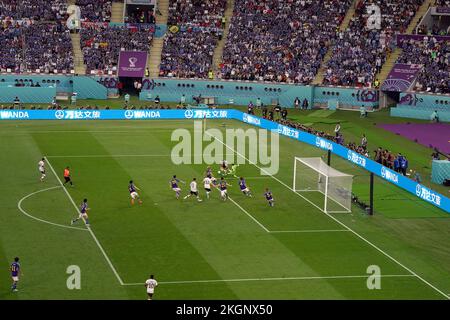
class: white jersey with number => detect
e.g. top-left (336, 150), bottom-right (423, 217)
top-left (38, 160), bottom-right (45, 172)
top-left (190, 181), bottom-right (198, 192)
top-left (203, 177), bottom-right (212, 189)
top-left (145, 279), bottom-right (158, 293)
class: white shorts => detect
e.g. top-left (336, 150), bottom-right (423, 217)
top-left (172, 187), bottom-right (181, 192)
top-left (12, 276), bottom-right (19, 282)
top-left (130, 191), bottom-right (139, 199)
top-left (220, 190), bottom-right (227, 197)
top-left (241, 188), bottom-right (249, 193)
top-left (147, 289), bottom-right (154, 294)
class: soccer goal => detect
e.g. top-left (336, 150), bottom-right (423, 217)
top-left (293, 157), bottom-right (353, 213)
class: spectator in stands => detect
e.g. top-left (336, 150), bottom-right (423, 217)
top-left (397, 37), bottom-right (449, 94)
top-left (222, 0), bottom-right (351, 83)
top-left (76, 0), bottom-right (112, 22)
top-left (80, 25), bottom-right (153, 75)
top-left (323, 0), bottom-right (423, 87)
top-left (0, 0), bottom-right (67, 21)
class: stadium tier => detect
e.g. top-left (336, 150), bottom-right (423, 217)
top-left (397, 36), bottom-right (450, 94)
top-left (323, 0), bottom-right (425, 87)
top-left (221, 0), bottom-right (352, 83)
top-left (80, 25), bottom-right (153, 75)
top-left (159, 0), bottom-right (227, 78)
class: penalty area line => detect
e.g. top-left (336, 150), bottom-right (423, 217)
top-left (204, 131), bottom-right (450, 300)
top-left (45, 153), bottom-right (237, 158)
top-left (122, 274), bottom-right (417, 286)
top-left (44, 156), bottom-right (125, 286)
top-left (269, 229), bottom-right (349, 234)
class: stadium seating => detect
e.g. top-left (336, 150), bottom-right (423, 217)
top-left (0, 22), bottom-right (73, 74)
top-left (220, 0), bottom-right (352, 83)
top-left (0, 24), bottom-right (22, 72)
top-left (76, 0), bottom-right (112, 22)
top-left (159, 0), bottom-right (227, 79)
top-left (159, 26), bottom-right (221, 78)
top-left (24, 23), bottom-right (74, 73)
top-left (167, 0), bottom-right (227, 26)
top-left (80, 25), bottom-right (153, 75)
top-left (436, 0), bottom-right (450, 6)
top-left (0, 0), bottom-right (67, 21)
top-left (397, 37), bottom-right (449, 94)
top-left (323, 0), bottom-right (424, 87)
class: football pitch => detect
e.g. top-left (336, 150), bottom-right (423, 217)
top-left (0, 119), bottom-right (449, 300)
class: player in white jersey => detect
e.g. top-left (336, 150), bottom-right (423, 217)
top-left (203, 176), bottom-right (213, 199)
top-left (38, 158), bottom-right (46, 182)
top-left (144, 275), bottom-right (158, 300)
top-left (183, 178), bottom-right (202, 202)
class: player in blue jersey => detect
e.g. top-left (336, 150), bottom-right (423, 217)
top-left (128, 180), bottom-right (143, 205)
top-left (239, 177), bottom-right (252, 197)
top-left (71, 198), bottom-right (90, 225)
top-left (264, 188), bottom-right (275, 207)
top-left (205, 166), bottom-right (213, 179)
top-left (218, 177), bottom-right (231, 201)
top-left (11, 257), bottom-right (21, 292)
top-left (170, 175), bottom-right (185, 199)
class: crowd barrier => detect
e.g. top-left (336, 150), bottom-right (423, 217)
top-left (1, 108), bottom-right (448, 213)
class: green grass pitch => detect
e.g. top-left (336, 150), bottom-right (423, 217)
top-left (0, 117), bottom-right (449, 300)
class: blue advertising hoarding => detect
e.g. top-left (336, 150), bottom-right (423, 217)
top-left (1, 109), bottom-right (448, 213)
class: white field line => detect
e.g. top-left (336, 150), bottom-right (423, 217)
top-left (211, 183), bottom-right (348, 234)
top-left (122, 274), bottom-right (416, 286)
top-left (17, 186), bottom-right (88, 232)
top-left (227, 195), bottom-right (270, 233)
top-left (44, 157), bottom-right (125, 286)
top-left (269, 229), bottom-right (349, 234)
top-left (45, 153), bottom-right (236, 158)
top-left (205, 131), bottom-right (450, 300)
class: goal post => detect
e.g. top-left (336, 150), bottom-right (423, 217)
top-left (293, 157), bottom-right (353, 213)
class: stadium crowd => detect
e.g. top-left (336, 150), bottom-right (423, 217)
top-left (397, 37), bottom-right (450, 94)
top-left (323, 0), bottom-right (424, 87)
top-left (80, 25), bottom-right (153, 74)
top-left (0, 0), bottom-right (67, 21)
top-left (24, 23), bottom-right (74, 72)
top-left (167, 0), bottom-right (227, 26)
top-left (220, 0), bottom-right (352, 83)
top-left (0, 21), bottom-right (73, 73)
top-left (76, 0), bottom-right (112, 22)
top-left (160, 0), bottom-right (227, 78)
top-left (435, 0), bottom-right (450, 6)
top-left (159, 27), bottom-right (220, 78)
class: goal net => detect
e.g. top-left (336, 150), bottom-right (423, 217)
top-left (293, 157), bottom-right (353, 213)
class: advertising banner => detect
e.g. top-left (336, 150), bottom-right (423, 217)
top-left (381, 63), bottom-right (422, 92)
top-left (118, 51), bottom-right (148, 78)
